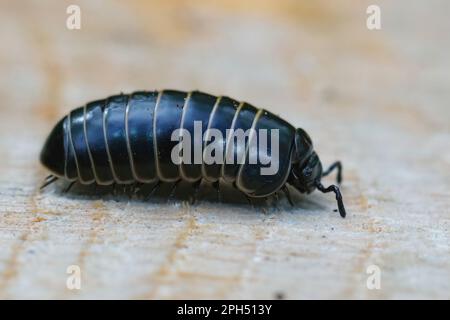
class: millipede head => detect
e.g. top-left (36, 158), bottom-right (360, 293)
top-left (288, 128), bottom-right (347, 218)
top-left (288, 128), bottom-right (323, 194)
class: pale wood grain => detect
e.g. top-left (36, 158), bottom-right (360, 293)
top-left (0, 0), bottom-right (448, 299)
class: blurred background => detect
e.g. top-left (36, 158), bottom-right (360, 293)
top-left (0, 0), bottom-right (448, 299)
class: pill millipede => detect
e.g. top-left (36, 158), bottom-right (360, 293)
top-left (40, 90), bottom-right (347, 218)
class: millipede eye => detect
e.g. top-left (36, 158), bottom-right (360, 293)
top-left (303, 167), bottom-right (312, 177)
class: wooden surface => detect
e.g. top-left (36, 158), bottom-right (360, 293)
top-left (0, 0), bottom-right (449, 299)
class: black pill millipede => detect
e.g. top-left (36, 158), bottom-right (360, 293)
top-left (40, 90), bottom-right (347, 218)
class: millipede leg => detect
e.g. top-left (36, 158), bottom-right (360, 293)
top-left (64, 181), bottom-right (76, 193)
top-left (146, 180), bottom-right (162, 199)
top-left (233, 182), bottom-right (253, 207)
top-left (212, 180), bottom-right (221, 202)
top-left (112, 183), bottom-right (118, 196)
top-left (128, 184), bottom-right (138, 198)
top-left (272, 192), bottom-right (280, 210)
top-left (189, 179), bottom-right (202, 205)
top-left (125, 184), bottom-right (133, 199)
top-left (322, 161), bottom-right (343, 184)
top-left (245, 194), bottom-right (254, 208)
top-left (315, 180), bottom-right (346, 218)
top-left (133, 182), bottom-right (143, 196)
top-left (282, 186), bottom-right (294, 206)
top-left (40, 175), bottom-right (58, 190)
top-left (261, 197), bottom-right (270, 214)
top-left (167, 180), bottom-right (181, 202)
top-left (274, 192), bottom-right (279, 203)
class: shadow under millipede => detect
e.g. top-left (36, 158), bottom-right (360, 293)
top-left (40, 179), bottom-right (329, 214)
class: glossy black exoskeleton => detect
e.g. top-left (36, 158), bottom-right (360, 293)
top-left (40, 90), bottom-right (346, 217)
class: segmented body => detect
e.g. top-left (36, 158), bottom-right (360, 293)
top-left (60, 90), bottom-right (297, 197)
